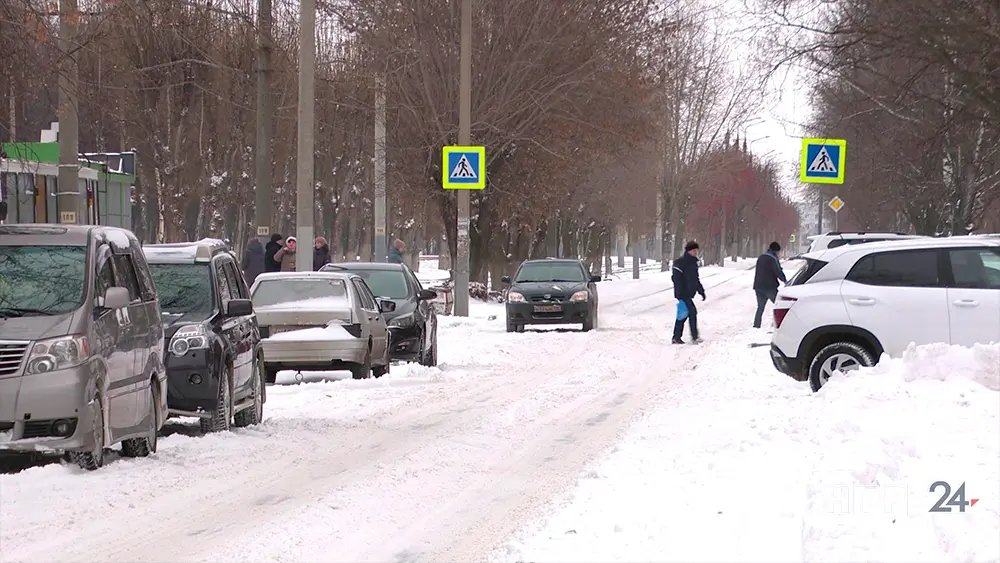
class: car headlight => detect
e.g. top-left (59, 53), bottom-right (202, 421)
top-left (388, 312), bottom-right (415, 328)
top-left (25, 335), bottom-right (89, 375)
top-left (169, 324), bottom-right (210, 357)
top-left (507, 291), bottom-right (525, 303)
top-left (570, 290), bottom-right (588, 302)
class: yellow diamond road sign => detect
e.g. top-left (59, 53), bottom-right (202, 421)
top-left (828, 196), bottom-right (845, 212)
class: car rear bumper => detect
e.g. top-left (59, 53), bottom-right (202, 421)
top-left (506, 301), bottom-right (591, 325)
top-left (770, 344), bottom-right (805, 381)
top-left (261, 338), bottom-right (367, 366)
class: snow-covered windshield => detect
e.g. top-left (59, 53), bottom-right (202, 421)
top-left (514, 262), bottom-right (586, 283)
top-left (0, 246), bottom-right (87, 316)
top-left (148, 263), bottom-right (213, 314)
top-left (252, 278), bottom-right (348, 307)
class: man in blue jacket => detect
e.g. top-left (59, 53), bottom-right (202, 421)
top-left (753, 241), bottom-right (787, 328)
top-left (671, 240), bottom-right (706, 344)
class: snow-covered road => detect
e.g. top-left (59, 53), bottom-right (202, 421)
top-left (0, 262), bottom-right (754, 563)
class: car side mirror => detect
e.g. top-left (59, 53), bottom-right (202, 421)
top-left (100, 287), bottom-right (130, 310)
top-left (417, 288), bottom-right (437, 301)
top-left (378, 299), bottom-right (396, 313)
top-left (590, 275), bottom-right (602, 283)
top-left (224, 298), bottom-right (253, 317)
top-left (500, 275), bottom-right (511, 283)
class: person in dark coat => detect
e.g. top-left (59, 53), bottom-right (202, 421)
top-left (671, 240), bottom-right (706, 344)
top-left (752, 241), bottom-right (787, 328)
top-left (242, 238), bottom-right (265, 288)
top-left (313, 236), bottom-right (332, 271)
top-left (264, 233), bottom-right (282, 273)
top-left (388, 239), bottom-right (405, 264)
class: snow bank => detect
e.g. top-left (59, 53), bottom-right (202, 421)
top-left (495, 336), bottom-right (1000, 563)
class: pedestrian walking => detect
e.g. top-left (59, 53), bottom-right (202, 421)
top-left (752, 241), bottom-right (787, 329)
top-left (313, 236), bottom-right (332, 271)
top-left (264, 233), bottom-right (283, 273)
top-left (671, 240), bottom-right (706, 344)
top-left (242, 237), bottom-right (265, 287)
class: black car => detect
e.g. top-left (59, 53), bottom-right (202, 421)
top-left (142, 239), bottom-right (265, 433)
top-left (321, 262), bottom-right (439, 365)
top-left (502, 258), bottom-right (601, 332)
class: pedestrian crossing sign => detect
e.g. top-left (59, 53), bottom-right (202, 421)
top-left (800, 138), bottom-right (846, 184)
top-left (442, 145), bottom-right (486, 190)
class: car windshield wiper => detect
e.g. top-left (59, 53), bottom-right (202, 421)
top-left (549, 279), bottom-right (582, 282)
top-left (0, 306), bottom-right (53, 318)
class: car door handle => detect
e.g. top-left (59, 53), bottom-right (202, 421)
top-left (847, 297), bottom-right (876, 306)
top-left (953, 299), bottom-right (979, 307)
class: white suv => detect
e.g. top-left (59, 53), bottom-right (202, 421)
top-left (806, 231), bottom-right (926, 253)
top-left (770, 237), bottom-right (1000, 391)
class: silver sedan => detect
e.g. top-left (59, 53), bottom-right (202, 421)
top-left (249, 271), bottom-right (394, 382)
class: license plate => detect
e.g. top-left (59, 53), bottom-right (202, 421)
top-left (533, 305), bottom-right (562, 313)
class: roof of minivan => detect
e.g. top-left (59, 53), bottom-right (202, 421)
top-left (0, 223), bottom-right (130, 246)
top-left (801, 236), bottom-right (1000, 262)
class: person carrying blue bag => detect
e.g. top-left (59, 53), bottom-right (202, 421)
top-left (671, 240), bottom-right (706, 344)
top-left (752, 241), bottom-right (787, 329)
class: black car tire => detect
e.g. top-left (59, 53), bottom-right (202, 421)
top-left (70, 395), bottom-right (106, 471)
top-left (419, 325), bottom-right (438, 366)
top-left (200, 371), bottom-right (232, 433)
top-left (506, 321), bottom-right (524, 333)
top-left (264, 365), bottom-right (279, 385)
top-left (807, 341), bottom-right (875, 392)
top-left (352, 342), bottom-right (373, 379)
top-left (122, 384), bottom-right (158, 457)
top-left (372, 342), bottom-right (390, 378)
top-left (234, 357), bottom-right (264, 427)
top-left (582, 314), bottom-right (594, 332)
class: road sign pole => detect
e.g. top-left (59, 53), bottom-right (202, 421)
top-left (454, 0), bottom-right (472, 317)
top-left (374, 74), bottom-right (387, 262)
top-left (294, 0), bottom-right (316, 272)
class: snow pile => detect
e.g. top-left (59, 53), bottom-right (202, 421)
top-left (494, 337), bottom-right (1000, 563)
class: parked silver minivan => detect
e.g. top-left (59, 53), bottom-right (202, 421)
top-left (0, 224), bottom-right (167, 470)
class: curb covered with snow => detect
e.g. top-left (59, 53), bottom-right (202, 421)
top-left (493, 336), bottom-right (1000, 563)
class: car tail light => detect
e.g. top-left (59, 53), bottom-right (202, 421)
top-left (773, 297), bottom-right (797, 329)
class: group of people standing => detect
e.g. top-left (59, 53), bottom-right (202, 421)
top-left (669, 239), bottom-right (787, 344)
top-left (240, 234), bottom-right (410, 287)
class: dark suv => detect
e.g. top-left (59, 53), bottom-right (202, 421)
top-left (320, 262), bottom-right (439, 366)
top-left (501, 258), bottom-right (601, 332)
top-left (142, 239), bottom-right (265, 433)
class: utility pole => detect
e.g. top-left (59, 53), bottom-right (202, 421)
top-left (254, 0), bottom-right (273, 241)
top-left (373, 74), bottom-right (387, 262)
top-left (294, 0), bottom-right (316, 271)
top-left (57, 0), bottom-right (83, 224)
top-left (453, 0), bottom-right (472, 316)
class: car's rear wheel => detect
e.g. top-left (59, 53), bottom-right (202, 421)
top-left (808, 341), bottom-right (875, 392)
top-left (372, 341), bottom-right (390, 378)
top-left (352, 342), bottom-right (373, 379)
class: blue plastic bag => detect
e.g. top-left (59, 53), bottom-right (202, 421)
top-left (676, 299), bottom-right (689, 321)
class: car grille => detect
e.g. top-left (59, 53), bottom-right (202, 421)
top-left (529, 294), bottom-right (569, 303)
top-left (0, 341), bottom-right (30, 377)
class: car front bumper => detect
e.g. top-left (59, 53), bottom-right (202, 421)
top-left (770, 344), bottom-right (805, 381)
top-left (506, 300), bottom-right (591, 325)
top-left (163, 349), bottom-right (220, 418)
top-left (387, 324), bottom-right (421, 361)
top-left (0, 363), bottom-right (100, 453)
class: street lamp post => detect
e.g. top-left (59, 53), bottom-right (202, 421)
top-left (453, 0), bottom-right (473, 316)
top-left (294, 0), bottom-right (316, 271)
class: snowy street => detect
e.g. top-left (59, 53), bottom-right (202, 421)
top-left (2, 260), bottom-right (998, 563)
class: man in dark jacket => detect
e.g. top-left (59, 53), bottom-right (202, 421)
top-left (242, 238), bottom-right (265, 287)
top-left (264, 233), bottom-right (282, 273)
top-left (671, 240), bottom-right (706, 344)
top-left (388, 239), bottom-right (405, 264)
top-left (753, 241), bottom-right (787, 328)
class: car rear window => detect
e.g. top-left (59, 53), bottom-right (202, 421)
top-left (251, 278), bottom-right (349, 307)
top-left (787, 258), bottom-right (828, 286)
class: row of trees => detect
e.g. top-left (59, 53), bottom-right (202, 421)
top-left (758, 0), bottom-right (1000, 235)
top-left (1, 0), bottom-right (801, 282)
